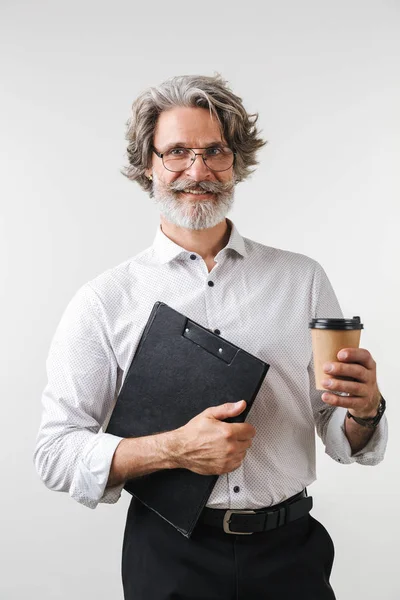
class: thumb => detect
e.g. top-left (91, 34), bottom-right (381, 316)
top-left (208, 400), bottom-right (246, 420)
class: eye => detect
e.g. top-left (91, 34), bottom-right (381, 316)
top-left (166, 147), bottom-right (190, 157)
top-left (205, 146), bottom-right (223, 156)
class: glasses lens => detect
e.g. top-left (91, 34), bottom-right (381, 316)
top-left (204, 147), bottom-right (234, 171)
top-left (163, 148), bottom-right (194, 172)
top-left (162, 147), bottom-right (234, 172)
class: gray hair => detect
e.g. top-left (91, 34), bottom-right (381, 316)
top-left (121, 74), bottom-right (267, 193)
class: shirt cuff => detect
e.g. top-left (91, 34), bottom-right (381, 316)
top-left (324, 406), bottom-right (388, 466)
top-left (70, 431), bottom-right (125, 509)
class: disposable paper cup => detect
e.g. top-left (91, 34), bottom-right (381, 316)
top-left (308, 316), bottom-right (364, 391)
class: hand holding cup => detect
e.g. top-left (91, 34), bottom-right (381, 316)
top-left (309, 317), bottom-right (381, 419)
top-left (321, 347), bottom-right (381, 418)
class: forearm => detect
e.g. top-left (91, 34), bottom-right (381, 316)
top-left (106, 429), bottom-right (182, 488)
top-left (344, 414), bottom-right (375, 455)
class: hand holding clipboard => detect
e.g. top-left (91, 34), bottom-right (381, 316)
top-left (174, 399), bottom-right (256, 475)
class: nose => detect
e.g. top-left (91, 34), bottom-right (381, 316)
top-left (184, 152), bottom-right (214, 180)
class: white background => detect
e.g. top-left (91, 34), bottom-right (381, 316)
top-left (1, 1), bottom-right (399, 598)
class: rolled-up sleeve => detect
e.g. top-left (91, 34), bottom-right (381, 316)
top-left (308, 262), bottom-right (388, 466)
top-left (33, 283), bottom-right (125, 509)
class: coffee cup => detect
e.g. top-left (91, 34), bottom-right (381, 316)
top-left (308, 316), bottom-right (364, 392)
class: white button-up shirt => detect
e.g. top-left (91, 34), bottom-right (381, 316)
top-left (33, 218), bottom-right (388, 510)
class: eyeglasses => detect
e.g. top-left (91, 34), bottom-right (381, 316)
top-left (152, 145), bottom-right (236, 173)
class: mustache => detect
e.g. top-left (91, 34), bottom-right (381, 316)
top-left (167, 179), bottom-right (235, 194)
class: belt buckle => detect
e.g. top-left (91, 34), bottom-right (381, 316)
top-left (223, 509), bottom-right (257, 535)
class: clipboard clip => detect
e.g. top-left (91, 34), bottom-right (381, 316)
top-left (182, 320), bottom-right (237, 365)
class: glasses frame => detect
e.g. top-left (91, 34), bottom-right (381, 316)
top-left (152, 145), bottom-right (236, 173)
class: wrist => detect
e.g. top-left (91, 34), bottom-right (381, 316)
top-left (346, 395), bottom-right (386, 429)
top-left (349, 392), bottom-right (381, 419)
top-left (163, 428), bottom-right (185, 469)
top-left (349, 407), bottom-right (379, 419)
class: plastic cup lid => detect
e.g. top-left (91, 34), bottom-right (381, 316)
top-left (308, 316), bottom-right (364, 330)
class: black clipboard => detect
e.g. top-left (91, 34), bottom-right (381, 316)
top-left (105, 302), bottom-right (269, 537)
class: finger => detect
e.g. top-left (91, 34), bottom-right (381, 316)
top-left (230, 423), bottom-right (256, 440)
top-left (321, 392), bottom-right (367, 411)
top-left (337, 348), bottom-right (375, 370)
top-left (238, 439), bottom-right (252, 450)
top-left (323, 361), bottom-right (368, 383)
top-left (321, 377), bottom-right (368, 396)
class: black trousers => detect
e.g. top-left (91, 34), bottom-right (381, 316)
top-left (122, 495), bottom-right (336, 600)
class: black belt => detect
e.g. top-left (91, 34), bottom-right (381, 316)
top-left (199, 489), bottom-right (313, 535)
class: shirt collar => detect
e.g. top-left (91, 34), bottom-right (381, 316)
top-left (152, 218), bottom-right (248, 264)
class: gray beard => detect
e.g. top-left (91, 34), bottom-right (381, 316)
top-left (152, 187), bottom-right (235, 230)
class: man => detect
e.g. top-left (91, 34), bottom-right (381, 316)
top-left (34, 74), bottom-right (388, 599)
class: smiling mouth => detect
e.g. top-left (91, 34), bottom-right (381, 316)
top-left (179, 190), bottom-right (215, 196)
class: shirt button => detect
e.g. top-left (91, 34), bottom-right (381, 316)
top-left (233, 486), bottom-right (240, 493)
top-left (214, 329), bottom-right (221, 335)
top-left (208, 281), bottom-right (214, 287)
top-left (190, 254), bottom-right (196, 260)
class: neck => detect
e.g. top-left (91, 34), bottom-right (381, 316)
top-left (159, 216), bottom-right (231, 261)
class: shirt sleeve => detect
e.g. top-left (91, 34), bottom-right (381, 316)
top-left (33, 283), bottom-right (126, 509)
top-left (308, 262), bottom-right (388, 466)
